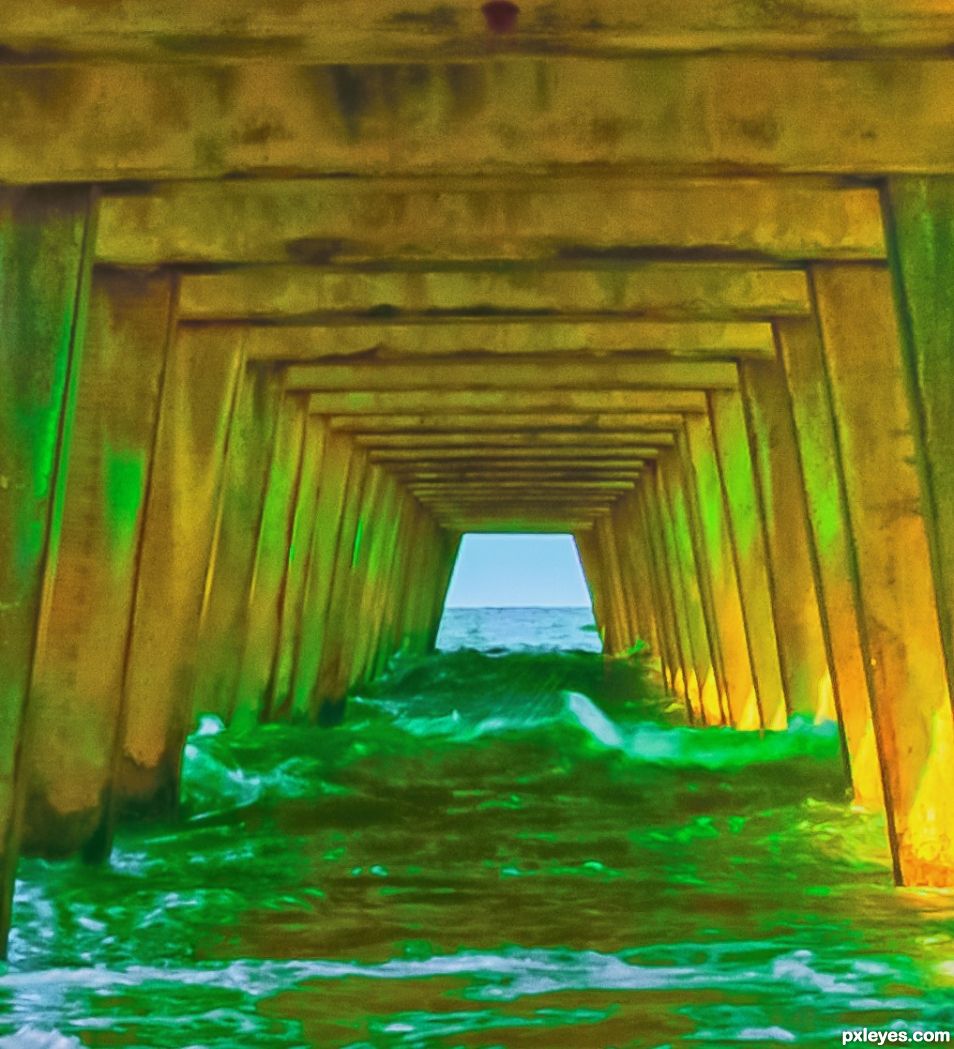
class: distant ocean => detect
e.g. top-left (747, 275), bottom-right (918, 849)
top-left (437, 605), bottom-right (602, 652)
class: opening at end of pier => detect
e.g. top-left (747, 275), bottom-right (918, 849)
top-left (436, 533), bottom-right (601, 652)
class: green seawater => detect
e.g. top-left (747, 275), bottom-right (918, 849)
top-left (3, 609), bottom-right (953, 1048)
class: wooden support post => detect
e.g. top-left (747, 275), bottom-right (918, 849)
top-left (370, 492), bottom-right (409, 677)
top-left (312, 449), bottom-right (370, 718)
top-left (410, 515), bottom-right (438, 654)
top-left (606, 502), bottom-right (638, 649)
top-left (602, 514), bottom-right (639, 652)
top-left (358, 474), bottom-right (404, 685)
top-left (649, 463), bottom-right (702, 721)
top-left (681, 416), bottom-right (759, 729)
top-left (24, 270), bottom-right (176, 861)
top-left (634, 486), bottom-right (681, 692)
top-left (608, 502), bottom-right (644, 650)
top-left (576, 528), bottom-right (610, 650)
top-left (119, 327), bottom-right (245, 815)
top-left (641, 471), bottom-right (691, 704)
top-left (591, 521), bottom-right (624, 653)
top-left (269, 415), bottom-right (326, 720)
top-left (0, 187), bottom-right (95, 955)
top-left (392, 511), bottom-right (430, 659)
top-left (708, 389), bottom-right (788, 731)
top-left (372, 493), bottom-right (418, 678)
top-left (739, 359), bottom-right (833, 723)
top-left (883, 180), bottom-right (954, 716)
top-left (352, 473), bottom-right (397, 684)
top-left (192, 363), bottom-right (283, 722)
top-left (811, 263), bottom-right (954, 885)
top-left (657, 449), bottom-right (720, 724)
top-left (330, 462), bottom-right (385, 699)
top-left (671, 429), bottom-right (730, 727)
top-left (622, 493), bottom-right (661, 655)
top-left (288, 428), bottom-right (356, 719)
top-left (775, 317), bottom-right (882, 807)
top-left (426, 529), bottom-right (461, 652)
top-left (236, 394), bottom-right (310, 723)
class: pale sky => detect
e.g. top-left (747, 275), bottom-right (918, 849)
top-left (444, 534), bottom-right (592, 608)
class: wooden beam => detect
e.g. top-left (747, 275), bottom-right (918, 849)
top-left (354, 431), bottom-right (676, 449)
top-left (307, 389), bottom-right (710, 415)
top-left (97, 177), bottom-right (884, 263)
top-left (383, 465), bottom-right (649, 479)
top-left (6, 0), bottom-right (954, 63)
top-left (416, 493), bottom-right (619, 503)
top-left (369, 446), bottom-right (662, 460)
top-left (411, 481), bottom-right (635, 492)
top-left (235, 319), bottom-right (775, 361)
top-left (330, 412), bottom-right (687, 432)
top-left (440, 521), bottom-right (596, 534)
top-left (178, 264), bottom-right (811, 321)
top-left (5, 58), bottom-right (953, 185)
top-left (286, 359), bottom-right (739, 393)
top-left (228, 316), bottom-right (772, 362)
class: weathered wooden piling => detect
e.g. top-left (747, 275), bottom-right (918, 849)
top-left (0, 187), bottom-right (96, 944)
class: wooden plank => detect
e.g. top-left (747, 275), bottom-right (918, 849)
top-left (410, 480), bottom-right (636, 491)
top-left (98, 177), bottom-right (884, 263)
top-left (451, 520), bottom-right (595, 533)
top-left (179, 264), bottom-right (811, 321)
top-left (331, 412), bottom-right (687, 432)
top-left (0, 187), bottom-right (94, 956)
top-left (239, 320), bottom-right (775, 362)
top-left (404, 474), bottom-right (644, 487)
top-left (287, 358), bottom-right (739, 393)
top-left (415, 495), bottom-right (620, 505)
top-left (374, 451), bottom-right (655, 465)
top-left (308, 390), bottom-right (710, 415)
top-left (355, 431), bottom-right (677, 449)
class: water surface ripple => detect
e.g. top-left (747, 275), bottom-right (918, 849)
top-left (3, 609), bottom-right (953, 1047)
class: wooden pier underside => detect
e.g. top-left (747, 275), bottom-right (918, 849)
top-left (2, 0), bottom-right (954, 953)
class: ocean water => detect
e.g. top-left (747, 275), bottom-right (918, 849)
top-left (436, 606), bottom-right (602, 653)
top-left (2, 609), bottom-right (953, 1048)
